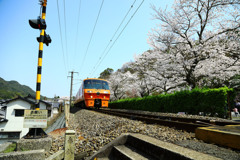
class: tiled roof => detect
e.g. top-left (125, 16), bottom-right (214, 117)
top-left (1, 96), bottom-right (36, 105)
top-left (0, 95), bottom-right (51, 107)
top-left (25, 94), bottom-right (51, 106)
top-left (0, 118), bottom-right (8, 123)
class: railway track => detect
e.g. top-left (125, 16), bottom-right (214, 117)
top-left (93, 108), bottom-right (240, 133)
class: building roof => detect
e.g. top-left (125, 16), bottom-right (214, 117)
top-left (0, 118), bottom-right (8, 123)
top-left (0, 95), bottom-right (51, 107)
top-left (25, 94), bottom-right (51, 106)
top-left (0, 96), bottom-right (36, 105)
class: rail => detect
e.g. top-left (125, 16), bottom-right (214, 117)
top-left (93, 109), bottom-right (240, 133)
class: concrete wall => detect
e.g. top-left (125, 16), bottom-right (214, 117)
top-left (0, 149), bottom-right (45, 160)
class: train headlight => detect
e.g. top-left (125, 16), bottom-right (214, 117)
top-left (104, 91), bottom-right (108, 93)
top-left (91, 96), bottom-right (93, 98)
top-left (87, 91), bottom-right (92, 93)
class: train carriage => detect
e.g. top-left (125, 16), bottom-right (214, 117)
top-left (74, 78), bottom-right (110, 109)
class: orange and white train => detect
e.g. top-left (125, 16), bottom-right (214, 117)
top-left (74, 78), bottom-right (110, 109)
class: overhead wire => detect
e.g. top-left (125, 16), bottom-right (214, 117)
top-left (56, 0), bottom-right (68, 75)
top-left (88, 0), bottom-right (137, 77)
top-left (63, 0), bottom-right (69, 70)
top-left (73, 0), bottom-right (82, 69)
top-left (90, 0), bottom-right (145, 76)
top-left (79, 0), bottom-right (105, 73)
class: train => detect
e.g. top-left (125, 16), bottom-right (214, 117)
top-left (74, 78), bottom-right (110, 109)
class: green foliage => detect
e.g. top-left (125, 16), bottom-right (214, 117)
top-left (99, 68), bottom-right (114, 79)
top-left (0, 77), bottom-right (35, 99)
top-left (1, 143), bottom-right (16, 153)
top-left (109, 87), bottom-right (234, 118)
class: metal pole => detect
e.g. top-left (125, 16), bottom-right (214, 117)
top-left (36, 0), bottom-right (47, 110)
top-left (24, 0), bottom-right (49, 139)
top-left (31, 0), bottom-right (47, 138)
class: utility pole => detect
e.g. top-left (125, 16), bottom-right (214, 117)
top-left (68, 71), bottom-right (78, 107)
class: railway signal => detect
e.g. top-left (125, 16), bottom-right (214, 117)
top-left (28, 0), bottom-right (51, 111)
top-left (25, 0), bottom-right (50, 138)
top-left (29, 17), bottom-right (47, 30)
top-left (37, 31), bottom-right (51, 46)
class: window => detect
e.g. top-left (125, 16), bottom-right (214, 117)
top-left (0, 132), bottom-right (20, 139)
top-left (84, 80), bottom-right (92, 89)
top-left (92, 80), bottom-right (102, 89)
top-left (84, 80), bottom-right (109, 90)
top-left (15, 109), bottom-right (24, 117)
top-left (102, 82), bottom-right (109, 90)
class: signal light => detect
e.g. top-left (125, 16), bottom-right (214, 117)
top-left (29, 17), bottom-right (46, 30)
top-left (37, 32), bottom-right (52, 46)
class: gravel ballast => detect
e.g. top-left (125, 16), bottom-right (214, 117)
top-left (47, 109), bottom-right (240, 160)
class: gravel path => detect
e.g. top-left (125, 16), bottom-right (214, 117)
top-left (47, 109), bottom-right (240, 160)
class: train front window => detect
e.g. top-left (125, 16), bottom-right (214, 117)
top-left (84, 80), bottom-right (92, 89)
top-left (84, 80), bottom-right (109, 89)
top-left (92, 80), bottom-right (102, 89)
top-left (102, 82), bottom-right (109, 90)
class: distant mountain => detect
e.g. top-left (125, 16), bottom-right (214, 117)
top-left (0, 77), bottom-right (35, 99)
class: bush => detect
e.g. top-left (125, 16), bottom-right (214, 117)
top-left (109, 87), bottom-right (234, 118)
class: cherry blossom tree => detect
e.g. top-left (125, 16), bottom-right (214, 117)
top-left (148, 0), bottom-right (240, 88)
top-left (134, 51), bottom-right (187, 94)
top-left (106, 0), bottom-right (240, 100)
top-left (108, 71), bottom-right (135, 101)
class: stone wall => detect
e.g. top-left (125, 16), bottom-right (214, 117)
top-left (17, 137), bottom-right (52, 151)
top-left (0, 149), bottom-right (45, 160)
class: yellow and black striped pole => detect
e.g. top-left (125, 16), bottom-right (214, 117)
top-left (36, 0), bottom-right (47, 110)
top-left (25, 0), bottom-right (51, 138)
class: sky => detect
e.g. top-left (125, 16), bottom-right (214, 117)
top-left (0, 0), bottom-right (173, 98)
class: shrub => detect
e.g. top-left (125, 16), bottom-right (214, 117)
top-left (109, 87), bottom-right (234, 118)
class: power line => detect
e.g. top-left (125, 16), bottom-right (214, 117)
top-left (73, 0), bottom-right (82, 69)
top-left (56, 0), bottom-right (68, 74)
top-left (90, 0), bottom-right (145, 76)
top-left (79, 0), bottom-right (105, 73)
top-left (63, 0), bottom-right (69, 70)
top-left (88, 0), bottom-right (137, 77)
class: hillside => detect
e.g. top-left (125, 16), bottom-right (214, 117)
top-left (0, 77), bottom-right (35, 99)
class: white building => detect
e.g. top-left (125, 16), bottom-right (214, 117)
top-left (0, 96), bottom-right (51, 144)
top-left (52, 102), bottom-right (60, 115)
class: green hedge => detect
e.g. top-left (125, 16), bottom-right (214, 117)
top-left (109, 87), bottom-right (234, 118)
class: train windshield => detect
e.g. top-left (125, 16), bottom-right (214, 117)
top-left (84, 80), bottom-right (109, 90)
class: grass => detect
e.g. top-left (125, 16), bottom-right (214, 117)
top-left (2, 143), bottom-right (16, 153)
